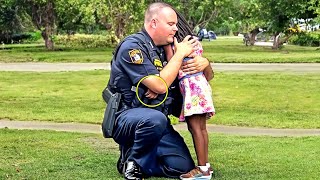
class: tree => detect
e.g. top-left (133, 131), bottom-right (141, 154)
top-left (258, 0), bottom-right (311, 49)
top-left (94, 0), bottom-right (147, 39)
top-left (228, 0), bottom-right (263, 45)
top-left (21, 0), bottom-right (56, 50)
top-left (0, 0), bottom-right (18, 34)
top-left (55, 0), bottom-right (90, 34)
top-left (62, 0), bottom-right (148, 40)
top-left (300, 0), bottom-right (320, 30)
top-left (0, 0), bottom-right (32, 43)
top-left (162, 0), bottom-right (230, 32)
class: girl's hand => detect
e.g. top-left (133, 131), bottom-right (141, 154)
top-left (174, 36), bottom-right (198, 57)
top-left (181, 56), bottom-right (210, 75)
top-left (145, 89), bottom-right (158, 99)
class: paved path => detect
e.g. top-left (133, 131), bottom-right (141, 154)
top-left (1, 119), bottom-right (320, 137)
top-left (1, 62), bottom-right (320, 72)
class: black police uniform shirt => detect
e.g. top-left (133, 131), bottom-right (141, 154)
top-left (109, 29), bottom-right (173, 110)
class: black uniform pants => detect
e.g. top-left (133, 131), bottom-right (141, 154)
top-left (112, 108), bottom-right (195, 178)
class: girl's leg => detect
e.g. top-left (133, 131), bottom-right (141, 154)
top-left (186, 114), bottom-right (207, 166)
top-left (199, 115), bottom-right (209, 164)
top-left (180, 114), bottom-right (211, 179)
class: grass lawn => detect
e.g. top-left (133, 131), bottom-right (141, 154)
top-left (0, 71), bottom-right (319, 129)
top-left (1, 129), bottom-right (320, 180)
top-left (209, 72), bottom-right (320, 128)
top-left (202, 37), bottom-right (320, 63)
top-left (1, 38), bottom-right (319, 63)
top-left (0, 44), bottom-right (113, 63)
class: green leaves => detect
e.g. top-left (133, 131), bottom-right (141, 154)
top-left (0, 0), bottom-right (318, 47)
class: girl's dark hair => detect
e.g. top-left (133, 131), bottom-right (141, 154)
top-left (175, 11), bottom-right (194, 42)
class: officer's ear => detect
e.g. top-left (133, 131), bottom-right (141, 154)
top-left (151, 19), bottom-right (157, 29)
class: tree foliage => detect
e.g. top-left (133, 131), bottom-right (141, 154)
top-left (20, 0), bottom-right (56, 50)
top-left (0, 0), bottom-right (319, 50)
top-left (256, 0), bottom-right (311, 49)
top-left (94, 0), bottom-right (147, 39)
top-left (0, 0), bottom-right (32, 35)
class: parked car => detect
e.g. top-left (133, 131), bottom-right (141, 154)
top-left (198, 29), bottom-right (217, 41)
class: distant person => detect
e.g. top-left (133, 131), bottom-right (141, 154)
top-left (198, 28), bottom-right (205, 41)
top-left (164, 10), bottom-right (215, 180)
top-left (198, 28), bottom-right (213, 41)
top-left (202, 28), bottom-right (208, 36)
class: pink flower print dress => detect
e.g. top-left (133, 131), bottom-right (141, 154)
top-left (178, 47), bottom-right (215, 122)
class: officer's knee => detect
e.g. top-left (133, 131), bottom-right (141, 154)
top-left (162, 158), bottom-right (194, 177)
top-left (142, 109), bottom-right (167, 132)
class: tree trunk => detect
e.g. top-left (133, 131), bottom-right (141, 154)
top-left (114, 12), bottom-right (128, 39)
top-left (41, 28), bottom-right (54, 50)
top-left (272, 32), bottom-right (280, 49)
top-left (30, 0), bottom-right (55, 50)
top-left (100, 15), bottom-right (112, 30)
top-left (44, 0), bottom-right (55, 50)
top-left (249, 28), bottom-right (260, 45)
top-left (249, 33), bottom-right (257, 45)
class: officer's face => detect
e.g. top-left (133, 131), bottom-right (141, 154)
top-left (154, 7), bottom-right (178, 45)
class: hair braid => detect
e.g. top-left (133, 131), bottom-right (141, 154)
top-left (175, 11), bottom-right (194, 42)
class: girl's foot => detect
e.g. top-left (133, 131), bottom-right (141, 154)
top-left (180, 167), bottom-right (211, 180)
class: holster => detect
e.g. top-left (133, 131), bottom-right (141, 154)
top-left (101, 87), bottom-right (121, 138)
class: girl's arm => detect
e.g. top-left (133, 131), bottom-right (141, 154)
top-left (182, 41), bottom-right (214, 81)
top-left (203, 63), bottom-right (214, 81)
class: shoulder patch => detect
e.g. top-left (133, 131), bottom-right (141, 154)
top-left (129, 49), bottom-right (143, 64)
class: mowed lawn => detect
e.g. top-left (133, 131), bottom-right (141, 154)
top-left (202, 37), bottom-right (320, 63)
top-left (1, 39), bottom-right (320, 180)
top-left (0, 44), bottom-right (113, 63)
top-left (0, 38), bottom-right (319, 63)
top-left (1, 129), bottom-right (319, 180)
top-left (0, 70), bottom-right (319, 129)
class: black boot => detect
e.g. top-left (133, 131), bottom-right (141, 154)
top-left (117, 154), bottom-right (124, 174)
top-left (117, 145), bottom-right (124, 174)
top-left (117, 145), bottom-right (132, 174)
top-left (124, 161), bottom-right (143, 180)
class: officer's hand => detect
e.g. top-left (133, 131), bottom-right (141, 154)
top-left (181, 56), bottom-right (210, 74)
top-left (174, 35), bottom-right (198, 57)
top-left (145, 89), bottom-right (158, 99)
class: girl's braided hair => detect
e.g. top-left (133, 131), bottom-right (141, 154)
top-left (175, 10), bottom-right (195, 42)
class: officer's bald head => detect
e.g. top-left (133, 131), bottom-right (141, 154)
top-left (144, 2), bottom-right (178, 46)
top-left (144, 2), bottom-right (174, 24)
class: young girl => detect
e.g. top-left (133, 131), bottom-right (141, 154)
top-left (164, 11), bottom-right (215, 180)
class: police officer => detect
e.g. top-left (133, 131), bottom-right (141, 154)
top-left (108, 2), bottom-right (212, 179)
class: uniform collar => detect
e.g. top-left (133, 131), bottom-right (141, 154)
top-left (141, 28), bottom-right (163, 55)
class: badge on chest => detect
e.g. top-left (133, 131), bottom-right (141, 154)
top-left (154, 59), bottom-right (163, 71)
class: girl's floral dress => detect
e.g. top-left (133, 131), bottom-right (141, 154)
top-left (178, 47), bottom-right (215, 121)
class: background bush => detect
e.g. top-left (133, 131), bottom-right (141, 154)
top-left (54, 33), bottom-right (119, 48)
top-left (25, 31), bottom-right (42, 43)
top-left (288, 32), bottom-right (320, 47)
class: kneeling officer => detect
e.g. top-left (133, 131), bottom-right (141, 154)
top-left (102, 2), bottom-right (211, 180)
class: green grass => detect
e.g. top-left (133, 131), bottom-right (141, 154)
top-left (1, 129), bottom-right (320, 179)
top-left (202, 38), bottom-right (320, 63)
top-left (0, 71), bottom-right (107, 124)
top-left (0, 44), bottom-right (113, 63)
top-left (0, 71), bottom-right (319, 129)
top-left (209, 72), bottom-right (320, 128)
top-left (0, 129), bottom-right (119, 180)
top-left (1, 38), bottom-right (319, 63)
